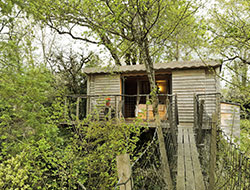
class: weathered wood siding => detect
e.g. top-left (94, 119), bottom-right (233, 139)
top-left (221, 102), bottom-right (240, 140)
top-left (203, 68), bottom-right (220, 122)
top-left (87, 74), bottom-right (121, 114)
top-left (172, 68), bottom-right (220, 124)
top-left (88, 74), bottom-right (121, 95)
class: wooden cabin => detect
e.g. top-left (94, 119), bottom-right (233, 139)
top-left (83, 60), bottom-right (221, 126)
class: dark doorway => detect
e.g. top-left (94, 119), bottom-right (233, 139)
top-left (123, 74), bottom-right (172, 118)
top-left (124, 78), bottom-right (137, 117)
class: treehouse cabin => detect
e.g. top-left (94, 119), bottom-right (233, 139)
top-left (83, 61), bottom-right (221, 127)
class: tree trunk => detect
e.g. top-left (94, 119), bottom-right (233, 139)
top-left (99, 32), bottom-right (121, 66)
top-left (140, 38), bottom-right (173, 189)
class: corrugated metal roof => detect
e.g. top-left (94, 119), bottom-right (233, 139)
top-left (83, 60), bottom-right (221, 74)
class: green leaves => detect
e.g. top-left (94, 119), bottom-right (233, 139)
top-left (69, 118), bottom-right (144, 190)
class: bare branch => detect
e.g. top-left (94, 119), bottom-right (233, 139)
top-left (223, 55), bottom-right (250, 65)
top-left (47, 23), bottom-right (100, 44)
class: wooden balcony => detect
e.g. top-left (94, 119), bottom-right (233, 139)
top-left (62, 94), bottom-right (179, 128)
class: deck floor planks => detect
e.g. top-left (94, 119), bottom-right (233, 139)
top-left (177, 126), bottom-right (205, 190)
top-left (183, 128), bottom-right (195, 190)
top-left (189, 129), bottom-right (205, 190)
top-left (177, 128), bottom-right (185, 190)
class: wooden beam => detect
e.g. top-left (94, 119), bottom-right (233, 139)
top-left (177, 128), bottom-right (185, 190)
top-left (168, 97), bottom-right (177, 147)
top-left (116, 154), bottom-right (132, 190)
top-left (189, 129), bottom-right (205, 190)
top-left (209, 113), bottom-right (217, 190)
top-left (157, 124), bottom-right (173, 189)
top-left (76, 97), bottom-right (80, 121)
top-left (197, 100), bottom-right (204, 144)
top-left (175, 94), bottom-right (179, 126)
top-left (115, 96), bottom-right (118, 119)
top-left (146, 95), bottom-right (149, 122)
top-left (86, 76), bottom-right (90, 115)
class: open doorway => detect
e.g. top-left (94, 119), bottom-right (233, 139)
top-left (123, 74), bottom-right (172, 118)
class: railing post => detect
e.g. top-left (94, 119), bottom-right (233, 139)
top-left (116, 154), bottom-right (132, 190)
top-left (115, 96), bottom-right (119, 119)
top-left (168, 97), bottom-right (177, 147)
top-left (238, 153), bottom-right (242, 189)
top-left (197, 99), bottom-right (204, 144)
top-left (76, 97), bottom-right (80, 121)
top-left (175, 94), bottom-right (179, 126)
top-left (209, 113), bottom-right (217, 190)
top-left (165, 97), bottom-right (169, 120)
top-left (194, 94), bottom-right (197, 128)
top-left (87, 95), bottom-right (90, 115)
top-left (118, 98), bottom-right (123, 118)
top-left (146, 95), bottom-right (149, 122)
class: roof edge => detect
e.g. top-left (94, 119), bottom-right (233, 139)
top-left (83, 60), bottom-right (221, 74)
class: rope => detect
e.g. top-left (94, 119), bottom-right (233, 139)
top-left (214, 130), bottom-right (250, 189)
top-left (131, 128), bottom-right (158, 168)
top-left (115, 102), bottom-right (177, 189)
top-left (114, 128), bottom-right (158, 189)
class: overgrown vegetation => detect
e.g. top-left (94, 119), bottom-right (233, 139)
top-left (1, 0), bottom-right (250, 189)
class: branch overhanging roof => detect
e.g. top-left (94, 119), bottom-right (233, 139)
top-left (83, 60), bottom-right (221, 74)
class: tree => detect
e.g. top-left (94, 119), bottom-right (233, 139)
top-left (50, 49), bottom-right (93, 94)
top-left (13, 1), bottom-right (203, 187)
top-left (207, 0), bottom-right (250, 115)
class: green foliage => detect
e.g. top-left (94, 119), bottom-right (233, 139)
top-left (0, 62), bottom-right (143, 189)
top-left (240, 119), bottom-right (250, 156)
top-left (72, 118), bottom-right (143, 190)
top-left (13, 0), bottom-right (203, 64)
top-left (0, 63), bottom-right (55, 138)
top-left (208, 0), bottom-right (250, 117)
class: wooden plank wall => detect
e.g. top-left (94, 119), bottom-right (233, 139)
top-left (202, 68), bottom-right (220, 127)
top-left (89, 74), bottom-right (121, 95)
top-left (172, 69), bottom-right (206, 124)
top-left (172, 68), bottom-right (220, 124)
top-left (221, 102), bottom-right (240, 140)
top-left (88, 74), bottom-right (121, 114)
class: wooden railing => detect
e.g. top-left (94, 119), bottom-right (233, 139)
top-left (63, 94), bottom-right (179, 127)
top-left (194, 93), bottom-right (221, 144)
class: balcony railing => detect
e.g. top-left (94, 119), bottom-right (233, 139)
top-left (63, 94), bottom-right (179, 128)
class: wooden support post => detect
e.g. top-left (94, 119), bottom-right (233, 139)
top-left (116, 154), bottom-right (132, 190)
top-left (76, 97), bottom-right (80, 121)
top-left (146, 95), bottom-right (149, 122)
top-left (174, 94), bottom-right (179, 126)
top-left (194, 94), bottom-right (197, 128)
top-left (118, 100), bottom-right (123, 118)
top-left (215, 94), bottom-right (220, 124)
top-left (136, 80), bottom-right (141, 118)
top-left (87, 96), bottom-right (90, 115)
top-left (157, 123), bottom-right (174, 190)
top-left (165, 97), bottom-right (170, 120)
top-left (209, 113), bottom-right (217, 190)
top-left (197, 100), bottom-right (204, 144)
top-left (168, 97), bottom-right (177, 147)
top-left (115, 96), bottom-right (119, 119)
top-left (152, 95), bottom-right (173, 189)
top-left (136, 80), bottom-right (140, 105)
